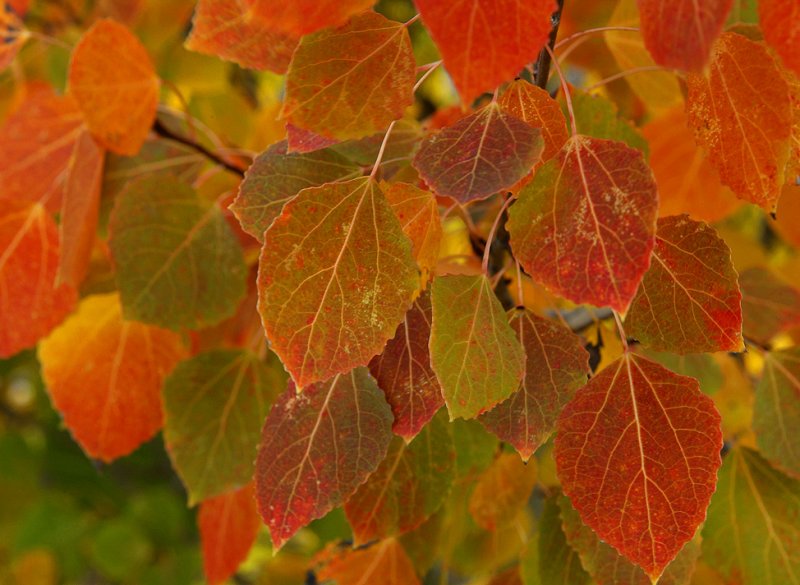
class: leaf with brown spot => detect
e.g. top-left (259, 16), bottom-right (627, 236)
top-left (739, 267), bottom-right (800, 345)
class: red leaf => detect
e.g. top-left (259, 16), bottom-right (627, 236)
top-left (760, 0), bottom-right (800, 76)
top-left (199, 483), bottom-right (261, 585)
top-left (555, 353), bottom-right (722, 581)
top-left (315, 538), bottom-right (421, 585)
top-left (414, 0), bottom-right (556, 103)
top-left (638, 0), bottom-right (732, 71)
top-left (251, 0), bottom-right (374, 37)
top-left (507, 136), bottom-right (658, 313)
top-left (0, 202), bottom-right (77, 358)
top-left (285, 123), bottom-right (340, 153)
top-left (255, 368), bottom-right (393, 550)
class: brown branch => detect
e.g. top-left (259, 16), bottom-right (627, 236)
top-left (152, 118), bottom-right (247, 178)
top-left (535, 0), bottom-right (565, 89)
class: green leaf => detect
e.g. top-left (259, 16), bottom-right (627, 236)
top-left (570, 91), bottom-right (649, 155)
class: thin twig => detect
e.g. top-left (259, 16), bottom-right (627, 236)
top-left (534, 0), bottom-right (565, 89)
top-left (152, 118), bottom-right (246, 178)
top-left (482, 196), bottom-right (514, 274)
top-left (553, 26), bottom-right (639, 50)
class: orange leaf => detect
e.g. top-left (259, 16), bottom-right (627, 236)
top-left (0, 2), bottom-right (26, 70)
top-left (199, 483), bottom-right (261, 585)
top-left (38, 293), bottom-right (186, 462)
top-left (252, 0), bottom-right (374, 37)
top-left (774, 184), bottom-right (800, 248)
top-left (415, 0), bottom-right (556, 103)
top-left (686, 32), bottom-right (793, 212)
top-left (507, 136), bottom-right (658, 313)
top-left (638, 0), bottom-right (732, 71)
top-left (67, 18), bottom-right (159, 155)
top-left (316, 538), bottom-right (421, 585)
top-left (760, 0), bottom-right (800, 76)
top-left (0, 201), bottom-right (77, 357)
top-left (555, 353), bottom-right (722, 581)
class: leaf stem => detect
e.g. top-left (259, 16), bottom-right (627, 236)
top-left (413, 60), bottom-right (442, 93)
top-left (613, 311), bottom-right (629, 352)
top-left (584, 65), bottom-right (677, 92)
top-left (553, 26), bottom-right (639, 50)
top-left (404, 13), bottom-right (420, 27)
top-left (545, 43), bottom-right (578, 137)
top-left (369, 120), bottom-right (397, 179)
top-left (534, 0), bottom-right (565, 89)
top-left (515, 260), bottom-right (525, 307)
top-left (482, 196), bottom-right (514, 274)
top-left (151, 118), bottom-right (246, 178)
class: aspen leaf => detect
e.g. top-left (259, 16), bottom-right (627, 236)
top-left (413, 103), bottom-right (544, 203)
top-left (198, 483), bottom-right (261, 585)
top-left (344, 413), bottom-right (455, 544)
top-left (38, 293), bottom-right (186, 462)
top-left (570, 91), bottom-right (648, 154)
top-left (162, 349), bottom-right (284, 504)
top-left (430, 274), bottom-right (525, 420)
top-left (284, 123), bottom-right (339, 154)
top-left (252, 0), bottom-right (375, 37)
top-left (67, 18), bottom-right (159, 156)
top-left (626, 215), bottom-right (743, 354)
top-left (638, 0), bottom-right (733, 71)
top-left (686, 32), bottom-right (793, 212)
top-left (281, 12), bottom-right (415, 141)
top-left (479, 310), bottom-right (590, 462)
top-left (507, 136), bottom-right (658, 313)
top-left (469, 452), bottom-right (537, 531)
top-left (555, 353), bottom-right (722, 581)
top-left (109, 175), bottom-right (247, 331)
top-left (760, 0), bottom-right (800, 76)
top-left (316, 538), bottom-right (421, 585)
top-left (414, 0), bottom-right (556, 103)
top-left (368, 292), bottom-right (444, 441)
top-left (0, 3), bottom-right (26, 71)
top-left (255, 369), bottom-right (393, 550)
top-left (258, 177), bottom-right (418, 388)
top-left (739, 267), bottom-right (800, 345)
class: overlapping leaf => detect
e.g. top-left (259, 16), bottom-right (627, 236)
top-left (0, 2), bottom-right (26, 70)
top-left (109, 175), bottom-right (247, 331)
top-left (429, 274), bottom-right (525, 420)
top-left (638, 0), bottom-right (732, 71)
top-left (507, 136), bottom-right (658, 313)
top-left (626, 215), bottom-right (743, 353)
top-left (281, 12), bottom-right (415, 141)
top-left (479, 310), bottom-right (589, 461)
top-left (315, 538), bottom-right (420, 585)
top-left (703, 447), bottom-right (800, 585)
top-left (570, 91), bottom-right (648, 153)
top-left (686, 32), bottom-right (793, 211)
top-left (67, 18), bottom-right (159, 155)
top-left (760, 0), bottom-right (800, 75)
top-left (469, 452), bottom-right (537, 531)
top-left (162, 349), bottom-right (284, 504)
top-left (0, 201), bottom-right (77, 358)
top-left (38, 293), bottom-right (186, 462)
top-left (739, 267), bottom-right (800, 344)
top-left (254, 369), bottom-right (393, 549)
top-left (252, 0), bottom-right (374, 37)
top-left (369, 292), bottom-right (444, 440)
top-left (258, 177), bottom-right (418, 388)
top-left (344, 413), bottom-right (455, 543)
top-left (415, 0), bottom-right (556, 102)
top-left (555, 353), bottom-right (722, 580)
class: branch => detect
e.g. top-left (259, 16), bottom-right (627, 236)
top-left (534, 0), bottom-right (565, 89)
top-left (152, 118), bottom-right (247, 178)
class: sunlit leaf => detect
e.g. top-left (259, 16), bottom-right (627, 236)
top-left (430, 274), bottom-right (525, 420)
top-left (254, 368), bottom-right (393, 549)
top-left (555, 353), bottom-right (722, 581)
top-left (507, 136), bottom-right (658, 313)
top-left (760, 0), bottom-right (800, 76)
top-left (163, 349), bottom-right (285, 504)
top-left (252, 0), bottom-right (374, 37)
top-left (468, 452), bottom-right (537, 531)
top-left (570, 91), bottom-right (648, 154)
top-left (0, 3), bottom-right (26, 71)
top-left (739, 267), bottom-right (800, 345)
top-left (479, 310), bottom-right (589, 461)
top-left (109, 175), bottom-right (248, 331)
top-left (281, 12), bottom-right (415, 141)
top-left (415, 0), bottom-right (556, 103)
top-left (38, 293), bottom-right (186, 462)
top-left (67, 18), bottom-right (159, 155)
top-left (258, 177), bottom-right (418, 388)
top-left (344, 413), bottom-right (455, 543)
top-left (315, 538), bottom-right (421, 585)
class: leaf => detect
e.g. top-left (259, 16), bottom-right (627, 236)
top-left (414, 0), bottom-right (556, 103)
top-left (775, 184), bottom-right (800, 248)
top-left (383, 182), bottom-right (443, 281)
top-left (0, 2), bottom-right (26, 71)
top-left (230, 140), bottom-right (361, 242)
top-left (625, 215), bottom-right (743, 354)
top-left (739, 267), bottom-right (800, 345)
top-left (285, 123), bottom-right (339, 153)
top-left (570, 91), bottom-right (649, 154)
top-left (702, 447), bottom-right (800, 585)
top-left (368, 291), bottom-right (444, 440)
top-left (185, 0), bottom-right (297, 73)
top-left (554, 353), bottom-right (722, 581)
top-left (162, 349), bottom-right (285, 504)
top-left (258, 177), bottom-right (418, 388)
top-left (252, 0), bottom-right (374, 37)
top-left (254, 368), bottom-right (393, 549)
top-left (429, 274), bottom-right (525, 420)
top-left (759, 0), bottom-right (800, 76)
top-left (558, 493), bottom-right (702, 585)
top-left (642, 107), bottom-right (740, 222)
top-left (479, 310), bottom-right (589, 461)
top-left (281, 12), bottom-right (415, 141)
top-left (67, 18), bottom-right (159, 156)
top-left (57, 129), bottom-right (105, 287)
top-left (37, 293), bottom-right (186, 462)
top-left (685, 32), bottom-right (793, 212)
top-left (0, 87), bottom-right (83, 212)
top-left (198, 483), bottom-right (261, 585)
top-left (412, 103), bottom-right (544, 203)
top-left (344, 413), bottom-right (455, 543)
top-left (468, 452), bottom-right (537, 531)
top-left (109, 175), bottom-right (248, 331)
top-left (637, 349), bottom-right (724, 395)
top-left (638, 0), bottom-right (732, 71)
top-left (754, 348), bottom-right (800, 478)
top-left (507, 136), bottom-right (658, 313)
top-left (0, 201), bottom-right (77, 358)
top-left (315, 538), bottom-right (421, 585)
